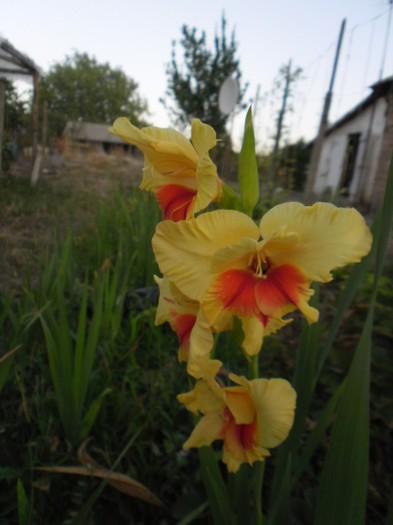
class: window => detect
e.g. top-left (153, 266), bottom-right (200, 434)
top-left (340, 133), bottom-right (361, 196)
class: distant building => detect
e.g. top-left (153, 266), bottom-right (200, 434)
top-left (311, 76), bottom-right (393, 208)
top-left (63, 121), bottom-right (135, 155)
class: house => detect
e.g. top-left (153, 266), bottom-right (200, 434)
top-left (311, 76), bottom-right (393, 208)
top-left (63, 121), bottom-right (136, 155)
top-left (0, 37), bottom-right (42, 179)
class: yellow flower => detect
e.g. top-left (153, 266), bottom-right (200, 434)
top-left (154, 276), bottom-right (222, 379)
top-left (110, 118), bottom-right (222, 221)
top-left (178, 374), bottom-right (296, 473)
top-left (153, 202), bottom-right (372, 355)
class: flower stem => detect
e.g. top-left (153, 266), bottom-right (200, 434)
top-left (250, 354), bottom-right (259, 380)
top-left (250, 353), bottom-right (265, 524)
top-left (254, 460), bottom-right (266, 525)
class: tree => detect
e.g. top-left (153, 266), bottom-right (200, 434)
top-left (267, 61), bottom-right (302, 186)
top-left (162, 14), bottom-right (247, 138)
top-left (1, 79), bottom-right (28, 175)
top-left (40, 52), bottom-right (147, 137)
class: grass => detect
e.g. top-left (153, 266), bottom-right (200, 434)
top-left (0, 160), bottom-right (392, 524)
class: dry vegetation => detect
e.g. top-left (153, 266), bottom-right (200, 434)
top-left (0, 152), bottom-right (143, 296)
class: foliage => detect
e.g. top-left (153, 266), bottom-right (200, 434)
top-left (40, 52), bottom-right (147, 138)
top-left (1, 79), bottom-right (28, 175)
top-left (0, 124), bottom-right (392, 524)
top-left (162, 14), bottom-right (247, 138)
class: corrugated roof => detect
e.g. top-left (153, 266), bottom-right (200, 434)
top-left (325, 76), bottom-right (393, 135)
top-left (63, 121), bottom-right (125, 144)
top-left (0, 37), bottom-right (42, 81)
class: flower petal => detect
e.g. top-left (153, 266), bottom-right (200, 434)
top-left (255, 265), bottom-right (319, 323)
top-left (178, 380), bottom-right (225, 415)
top-left (249, 378), bottom-right (296, 449)
top-left (240, 316), bottom-right (266, 356)
top-left (224, 388), bottom-right (255, 424)
top-left (260, 202), bottom-right (372, 282)
top-left (152, 210), bottom-right (259, 301)
top-left (155, 184), bottom-right (196, 221)
top-left (183, 413), bottom-right (224, 449)
top-left (111, 117), bottom-right (198, 165)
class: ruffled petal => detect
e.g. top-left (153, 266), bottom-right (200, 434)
top-left (152, 210), bottom-right (259, 301)
top-left (154, 276), bottom-right (198, 326)
top-left (224, 388), bottom-right (255, 424)
top-left (183, 413), bottom-right (224, 449)
top-left (260, 202), bottom-right (372, 283)
top-left (187, 310), bottom-right (216, 378)
top-left (249, 378), bottom-right (296, 449)
top-left (178, 380), bottom-right (225, 415)
top-left (155, 184), bottom-right (196, 221)
top-left (240, 316), bottom-right (266, 356)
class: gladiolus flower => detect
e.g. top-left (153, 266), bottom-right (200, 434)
top-left (152, 202), bottom-right (372, 355)
top-left (178, 374), bottom-right (296, 473)
top-left (110, 118), bottom-right (222, 221)
top-left (154, 276), bottom-right (222, 379)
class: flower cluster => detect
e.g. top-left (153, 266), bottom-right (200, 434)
top-left (111, 117), bottom-right (372, 473)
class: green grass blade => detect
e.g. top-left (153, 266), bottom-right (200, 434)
top-left (176, 501), bottom-right (209, 525)
top-left (72, 279), bottom-right (90, 423)
top-left (197, 446), bottom-right (236, 525)
top-left (267, 454), bottom-right (292, 525)
top-left (17, 479), bottom-right (29, 525)
top-left (80, 388), bottom-right (112, 441)
top-left (314, 306), bottom-right (373, 525)
top-left (270, 287), bottom-right (320, 499)
top-left (315, 154), bottom-right (393, 525)
top-left (292, 379), bottom-right (345, 486)
top-left (228, 464), bottom-right (250, 524)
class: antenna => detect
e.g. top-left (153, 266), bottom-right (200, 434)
top-left (218, 76), bottom-right (239, 115)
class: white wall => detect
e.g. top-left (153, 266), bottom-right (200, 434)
top-left (314, 97), bottom-right (387, 202)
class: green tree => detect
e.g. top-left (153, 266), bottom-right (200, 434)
top-left (1, 79), bottom-right (28, 174)
top-left (162, 14), bottom-right (247, 137)
top-left (40, 52), bottom-right (147, 137)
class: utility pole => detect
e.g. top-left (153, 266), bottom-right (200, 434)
top-left (304, 19), bottom-right (346, 199)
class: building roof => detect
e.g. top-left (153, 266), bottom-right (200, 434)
top-left (325, 76), bottom-right (393, 136)
top-left (0, 37), bottom-right (42, 80)
top-left (63, 121), bottom-right (125, 144)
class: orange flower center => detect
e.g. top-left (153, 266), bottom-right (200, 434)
top-left (170, 313), bottom-right (196, 355)
top-left (155, 184), bottom-right (196, 221)
top-left (220, 407), bottom-right (257, 453)
top-left (214, 259), bottom-right (308, 321)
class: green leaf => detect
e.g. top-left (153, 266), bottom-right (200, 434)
top-left (238, 107), bottom-right (259, 216)
top-left (315, 154), bottom-right (393, 525)
top-left (314, 307), bottom-right (373, 525)
top-left (197, 447), bottom-right (236, 525)
top-left (218, 181), bottom-right (243, 212)
top-left (17, 479), bottom-right (29, 525)
top-left (0, 468), bottom-right (21, 480)
top-left (80, 388), bottom-right (112, 441)
top-left (228, 463), bottom-right (251, 524)
top-left (292, 380), bottom-right (344, 485)
top-left (267, 454), bottom-right (292, 525)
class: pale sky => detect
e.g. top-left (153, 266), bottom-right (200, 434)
top-left (2, 0), bottom-right (393, 151)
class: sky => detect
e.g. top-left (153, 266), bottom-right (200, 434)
top-left (2, 0), bottom-right (393, 151)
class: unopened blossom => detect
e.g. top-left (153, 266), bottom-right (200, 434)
top-left (110, 118), bottom-right (222, 221)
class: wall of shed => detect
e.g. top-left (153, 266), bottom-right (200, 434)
top-left (313, 98), bottom-right (387, 203)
